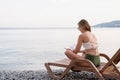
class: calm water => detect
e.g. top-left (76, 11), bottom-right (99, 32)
top-left (0, 28), bottom-right (120, 70)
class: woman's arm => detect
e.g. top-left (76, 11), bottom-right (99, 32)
top-left (72, 35), bottom-right (83, 54)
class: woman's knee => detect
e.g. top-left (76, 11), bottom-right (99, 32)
top-left (64, 50), bottom-right (71, 56)
top-left (64, 50), bottom-right (69, 55)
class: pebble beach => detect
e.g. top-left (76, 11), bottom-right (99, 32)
top-left (0, 70), bottom-right (117, 80)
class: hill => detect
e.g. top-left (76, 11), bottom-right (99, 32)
top-left (93, 20), bottom-right (120, 28)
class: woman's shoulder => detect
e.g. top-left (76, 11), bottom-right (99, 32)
top-left (79, 33), bottom-right (85, 38)
top-left (77, 34), bottom-right (84, 42)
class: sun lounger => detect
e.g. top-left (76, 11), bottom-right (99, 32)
top-left (45, 48), bottom-right (120, 80)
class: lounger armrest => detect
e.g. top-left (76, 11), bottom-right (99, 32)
top-left (72, 58), bottom-right (96, 67)
top-left (100, 53), bottom-right (110, 61)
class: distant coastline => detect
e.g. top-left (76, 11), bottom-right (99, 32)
top-left (93, 20), bottom-right (120, 28)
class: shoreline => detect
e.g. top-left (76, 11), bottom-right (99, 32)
top-left (0, 69), bottom-right (116, 80)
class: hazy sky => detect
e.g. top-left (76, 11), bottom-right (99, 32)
top-left (0, 0), bottom-right (120, 27)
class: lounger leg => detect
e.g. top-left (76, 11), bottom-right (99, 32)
top-left (59, 63), bottom-right (74, 79)
top-left (45, 63), bottom-right (72, 80)
top-left (45, 63), bottom-right (60, 79)
top-left (91, 66), bottom-right (104, 80)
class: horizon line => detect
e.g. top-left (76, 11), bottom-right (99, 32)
top-left (0, 27), bottom-right (76, 30)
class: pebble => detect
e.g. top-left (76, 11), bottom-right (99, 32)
top-left (0, 70), bottom-right (117, 80)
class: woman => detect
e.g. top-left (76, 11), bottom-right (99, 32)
top-left (65, 19), bottom-right (100, 67)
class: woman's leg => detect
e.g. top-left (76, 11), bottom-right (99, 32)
top-left (65, 49), bottom-right (85, 60)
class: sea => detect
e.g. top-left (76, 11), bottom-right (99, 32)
top-left (0, 28), bottom-right (120, 70)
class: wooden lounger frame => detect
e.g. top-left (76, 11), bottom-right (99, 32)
top-left (45, 48), bottom-right (120, 80)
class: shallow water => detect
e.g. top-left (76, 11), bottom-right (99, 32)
top-left (0, 28), bottom-right (120, 70)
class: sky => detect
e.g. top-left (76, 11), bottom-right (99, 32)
top-left (0, 0), bottom-right (120, 28)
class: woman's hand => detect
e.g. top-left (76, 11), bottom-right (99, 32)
top-left (79, 50), bottom-right (86, 54)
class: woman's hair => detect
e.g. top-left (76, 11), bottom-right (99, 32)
top-left (78, 19), bottom-right (91, 32)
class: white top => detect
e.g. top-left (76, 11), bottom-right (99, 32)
top-left (83, 41), bottom-right (98, 50)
